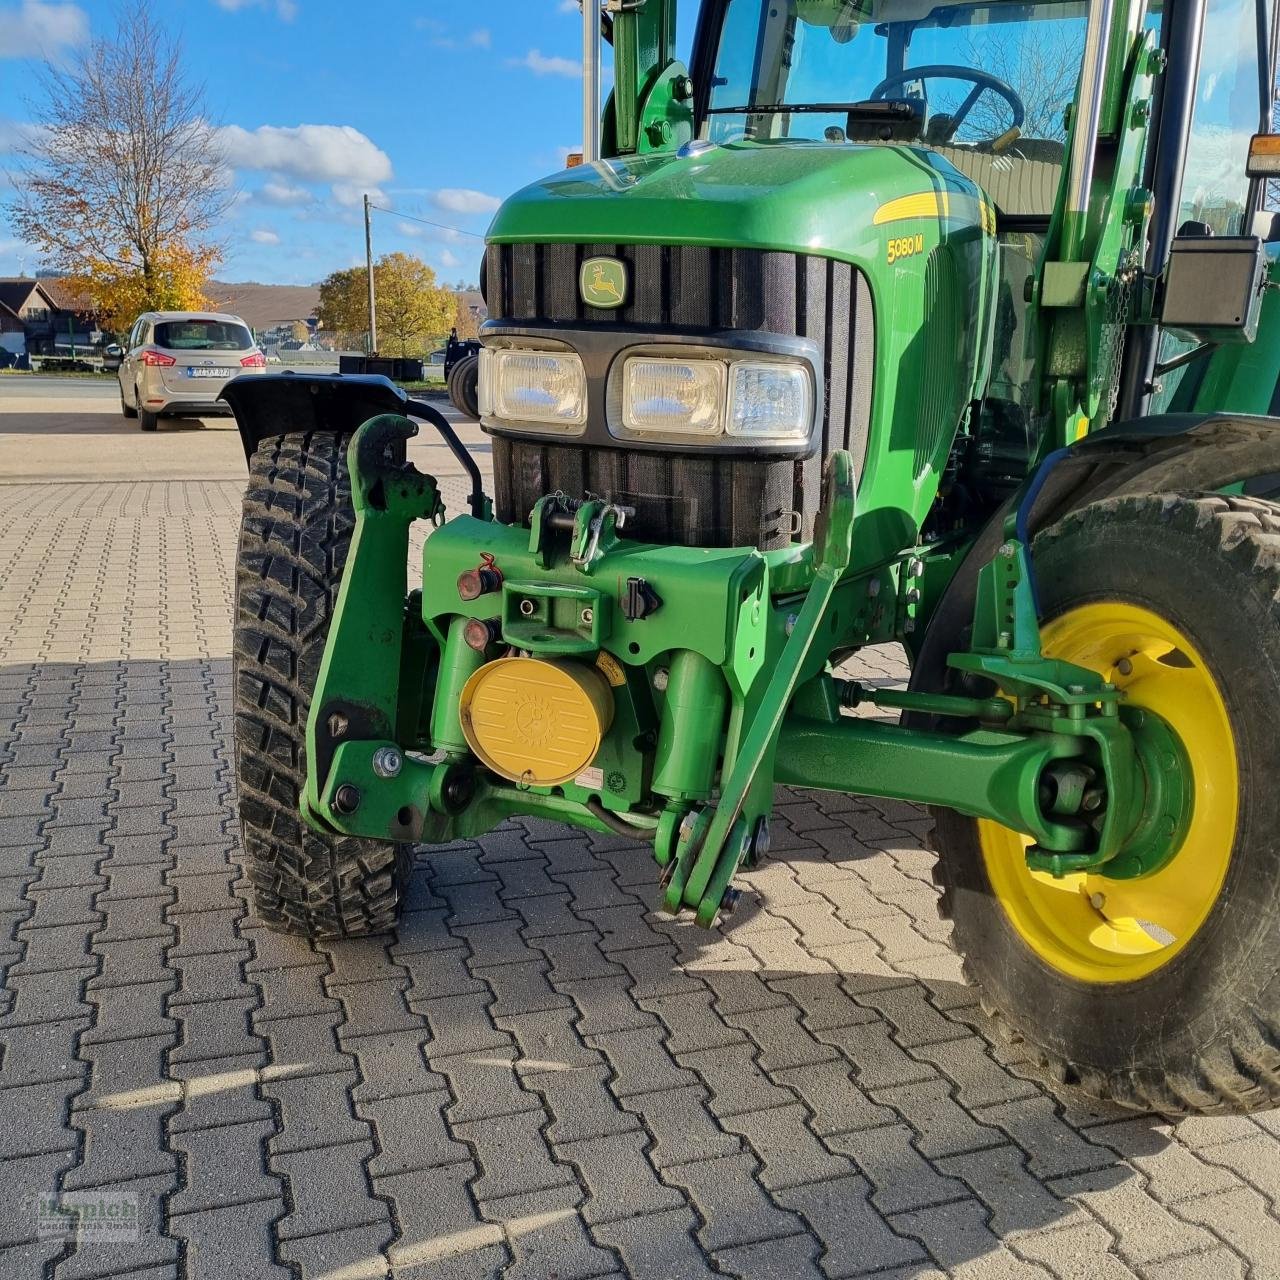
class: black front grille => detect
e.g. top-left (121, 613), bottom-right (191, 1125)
top-left (484, 242), bottom-right (873, 550)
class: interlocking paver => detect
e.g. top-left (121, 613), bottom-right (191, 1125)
top-left (3, 438), bottom-right (1278, 1280)
top-left (555, 1129), bottom-right (686, 1223)
top-left (482, 1184), bottom-right (619, 1280)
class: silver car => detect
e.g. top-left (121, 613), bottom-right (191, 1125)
top-left (118, 311), bottom-right (266, 431)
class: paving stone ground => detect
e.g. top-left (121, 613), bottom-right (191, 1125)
top-left (3, 394), bottom-right (1280, 1279)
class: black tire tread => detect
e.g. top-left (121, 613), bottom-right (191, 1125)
top-left (931, 491), bottom-right (1280, 1115)
top-left (448, 353), bottom-right (480, 420)
top-left (233, 432), bottom-right (408, 938)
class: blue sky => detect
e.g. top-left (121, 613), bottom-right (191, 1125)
top-left (0, 0), bottom-right (698, 286)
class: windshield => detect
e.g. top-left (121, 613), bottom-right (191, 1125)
top-left (154, 320), bottom-right (253, 351)
top-left (706, 0), bottom-right (1091, 215)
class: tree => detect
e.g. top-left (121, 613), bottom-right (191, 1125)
top-left (956, 27), bottom-right (1081, 143)
top-left (317, 253), bottom-right (456, 356)
top-left (8, 1), bottom-right (228, 332)
top-left (452, 291), bottom-right (481, 340)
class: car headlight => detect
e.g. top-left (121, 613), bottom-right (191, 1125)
top-left (727, 361), bottom-right (812, 443)
top-left (480, 347), bottom-right (587, 427)
top-left (622, 357), bottom-right (726, 436)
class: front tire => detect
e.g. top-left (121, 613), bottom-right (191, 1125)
top-left (233, 432), bottom-right (410, 938)
top-left (933, 492), bottom-right (1280, 1114)
top-left (447, 353), bottom-right (479, 420)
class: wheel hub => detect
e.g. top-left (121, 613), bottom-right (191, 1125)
top-left (979, 600), bottom-right (1237, 982)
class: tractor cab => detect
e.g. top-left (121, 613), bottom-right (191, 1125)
top-left (226, 0), bottom-right (1280, 1118)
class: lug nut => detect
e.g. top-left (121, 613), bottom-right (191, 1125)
top-left (463, 617), bottom-right (502, 652)
top-left (518, 598), bottom-right (536, 617)
top-left (333, 784), bottom-right (361, 815)
top-left (580, 607), bottom-right (594, 626)
top-left (372, 747), bottom-right (403, 779)
top-left (1116, 657), bottom-right (1133, 676)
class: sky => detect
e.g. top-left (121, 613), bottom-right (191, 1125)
top-left (0, 0), bottom-right (699, 287)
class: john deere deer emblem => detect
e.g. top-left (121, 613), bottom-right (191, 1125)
top-left (580, 257), bottom-right (628, 309)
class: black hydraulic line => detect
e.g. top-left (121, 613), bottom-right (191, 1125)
top-left (586, 798), bottom-right (657, 837)
top-left (1116, 0), bottom-right (1206, 419)
top-left (405, 397), bottom-right (488, 520)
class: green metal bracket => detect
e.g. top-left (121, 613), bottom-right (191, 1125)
top-left (502, 581), bottom-right (608, 655)
top-left (950, 517), bottom-right (1117, 707)
top-left (302, 415), bottom-right (443, 834)
top-left (667, 451), bottom-right (857, 925)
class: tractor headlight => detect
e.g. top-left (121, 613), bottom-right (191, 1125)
top-left (621, 357), bottom-right (726, 436)
top-left (480, 347), bottom-right (588, 428)
top-left (727, 361), bottom-right (813, 443)
top-left (614, 350), bottom-right (814, 445)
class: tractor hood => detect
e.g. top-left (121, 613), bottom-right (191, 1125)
top-left (485, 140), bottom-right (984, 267)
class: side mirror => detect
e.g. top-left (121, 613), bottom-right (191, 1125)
top-left (1245, 133), bottom-right (1280, 179)
top-left (1160, 235), bottom-right (1267, 343)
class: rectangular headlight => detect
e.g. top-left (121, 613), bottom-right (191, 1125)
top-left (622, 357), bottom-right (726, 436)
top-left (727, 361), bottom-right (813, 443)
top-left (482, 348), bottom-right (587, 427)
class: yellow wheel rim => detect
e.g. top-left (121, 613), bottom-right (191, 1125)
top-left (977, 601), bottom-right (1238, 983)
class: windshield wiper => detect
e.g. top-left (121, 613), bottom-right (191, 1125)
top-left (706, 99), bottom-right (919, 118)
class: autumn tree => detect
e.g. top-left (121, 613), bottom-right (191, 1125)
top-left (452, 291), bottom-right (481, 340)
top-left (317, 253), bottom-right (456, 356)
top-left (8, 1), bottom-right (228, 332)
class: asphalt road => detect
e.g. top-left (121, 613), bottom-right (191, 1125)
top-left (1, 380), bottom-right (1278, 1279)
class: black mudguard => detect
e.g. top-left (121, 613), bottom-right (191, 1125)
top-left (220, 372), bottom-right (409, 464)
top-left (912, 412), bottom-right (1280, 698)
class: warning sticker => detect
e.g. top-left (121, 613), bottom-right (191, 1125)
top-left (574, 766), bottom-right (605, 790)
top-left (595, 652), bottom-right (626, 687)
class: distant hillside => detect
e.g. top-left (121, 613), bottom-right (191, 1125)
top-left (206, 280), bottom-right (320, 330)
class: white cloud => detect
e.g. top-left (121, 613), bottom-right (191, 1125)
top-left (219, 124), bottom-right (393, 189)
top-left (469, 28), bottom-right (491, 48)
top-left (0, 117), bottom-right (41, 155)
top-left (432, 188), bottom-right (501, 215)
top-left (0, 1), bottom-right (88, 59)
top-left (332, 182), bottom-right (385, 207)
top-left (249, 228), bottom-right (281, 245)
top-left (213, 0), bottom-right (298, 18)
top-left (439, 249), bottom-right (462, 269)
top-left (558, 0), bottom-right (579, 11)
top-left (256, 180), bottom-right (314, 206)
top-left (508, 49), bottom-right (580, 78)
top-left (395, 220), bottom-right (424, 238)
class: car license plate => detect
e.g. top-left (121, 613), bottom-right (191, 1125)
top-left (187, 366), bottom-right (232, 378)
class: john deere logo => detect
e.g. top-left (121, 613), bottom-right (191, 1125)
top-left (581, 257), bottom-right (627, 309)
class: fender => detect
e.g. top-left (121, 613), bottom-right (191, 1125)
top-left (220, 371), bottom-right (490, 519)
top-left (911, 412), bottom-right (1280, 700)
top-left (219, 372), bottom-right (408, 465)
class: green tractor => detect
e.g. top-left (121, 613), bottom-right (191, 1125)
top-left (223, 0), bottom-right (1280, 1115)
